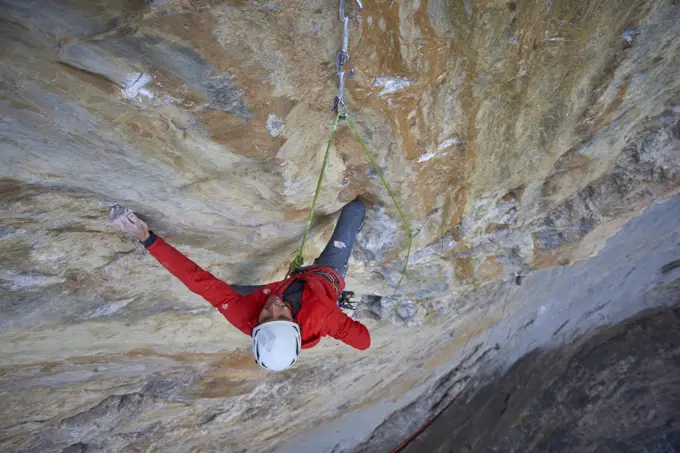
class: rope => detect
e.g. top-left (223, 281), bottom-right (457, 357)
top-left (289, 111), bottom-right (342, 276)
top-left (346, 114), bottom-right (413, 294)
top-left (290, 0), bottom-right (411, 293)
top-left (290, 111), bottom-right (413, 294)
top-left (386, 279), bottom-right (514, 451)
top-left (388, 383), bottom-right (470, 453)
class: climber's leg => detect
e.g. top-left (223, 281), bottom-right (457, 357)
top-left (231, 285), bottom-right (265, 296)
top-left (314, 198), bottom-right (366, 279)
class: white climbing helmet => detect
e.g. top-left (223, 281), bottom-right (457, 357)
top-left (252, 320), bottom-right (301, 372)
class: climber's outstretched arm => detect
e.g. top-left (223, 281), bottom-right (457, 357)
top-left (142, 233), bottom-right (242, 308)
top-left (325, 310), bottom-right (371, 350)
top-left (108, 205), bottom-right (250, 330)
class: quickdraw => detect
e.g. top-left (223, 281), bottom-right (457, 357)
top-left (333, 0), bottom-right (363, 119)
top-left (291, 0), bottom-right (413, 295)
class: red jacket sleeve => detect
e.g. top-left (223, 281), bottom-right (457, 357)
top-left (325, 309), bottom-right (371, 350)
top-left (145, 235), bottom-right (254, 334)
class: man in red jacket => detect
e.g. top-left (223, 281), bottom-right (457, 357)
top-left (109, 199), bottom-right (370, 371)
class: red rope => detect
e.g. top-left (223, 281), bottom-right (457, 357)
top-left (388, 384), bottom-right (469, 453)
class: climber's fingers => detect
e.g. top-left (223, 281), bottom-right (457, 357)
top-left (109, 204), bottom-right (149, 240)
top-left (125, 210), bottom-right (148, 230)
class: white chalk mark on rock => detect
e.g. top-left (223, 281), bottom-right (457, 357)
top-left (374, 77), bottom-right (411, 96)
top-left (81, 298), bottom-right (134, 319)
top-left (438, 137), bottom-right (460, 151)
top-left (267, 114), bottom-right (285, 137)
top-left (122, 72), bottom-right (153, 100)
top-left (334, 241), bottom-right (347, 249)
top-left (0, 270), bottom-right (65, 290)
top-left (622, 28), bottom-right (642, 42)
top-left (417, 137), bottom-right (461, 163)
top-left (416, 151), bottom-right (437, 163)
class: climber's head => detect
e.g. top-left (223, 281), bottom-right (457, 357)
top-left (252, 295), bottom-right (300, 371)
top-left (258, 294), bottom-right (293, 323)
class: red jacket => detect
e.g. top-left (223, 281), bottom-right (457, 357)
top-left (146, 236), bottom-right (371, 350)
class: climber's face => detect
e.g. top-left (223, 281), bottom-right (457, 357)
top-left (258, 295), bottom-right (293, 324)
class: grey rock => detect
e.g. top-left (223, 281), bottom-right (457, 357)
top-left (1, 0), bottom-right (680, 452)
top-left (400, 306), bottom-right (680, 453)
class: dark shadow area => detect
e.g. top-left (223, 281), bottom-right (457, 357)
top-left (401, 304), bottom-right (680, 453)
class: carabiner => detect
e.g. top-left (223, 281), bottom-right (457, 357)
top-left (339, 0), bottom-right (363, 21)
top-left (336, 50), bottom-right (355, 77)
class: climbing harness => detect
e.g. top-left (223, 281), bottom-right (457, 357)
top-left (290, 0), bottom-right (413, 295)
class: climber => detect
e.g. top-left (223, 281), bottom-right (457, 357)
top-left (109, 199), bottom-right (370, 372)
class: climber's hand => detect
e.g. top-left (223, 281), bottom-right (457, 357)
top-left (109, 205), bottom-right (150, 242)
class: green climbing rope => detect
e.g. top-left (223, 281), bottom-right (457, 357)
top-left (290, 111), bottom-right (413, 294)
top-left (289, 111), bottom-right (342, 275)
top-left (346, 114), bottom-right (413, 293)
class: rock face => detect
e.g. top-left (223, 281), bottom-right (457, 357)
top-left (306, 193), bottom-right (680, 453)
top-left (0, 0), bottom-right (679, 452)
top-left (400, 305), bottom-right (680, 453)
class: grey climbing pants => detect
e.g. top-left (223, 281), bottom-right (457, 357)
top-left (232, 198), bottom-right (365, 295)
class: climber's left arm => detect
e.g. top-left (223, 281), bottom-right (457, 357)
top-left (325, 309), bottom-right (371, 350)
